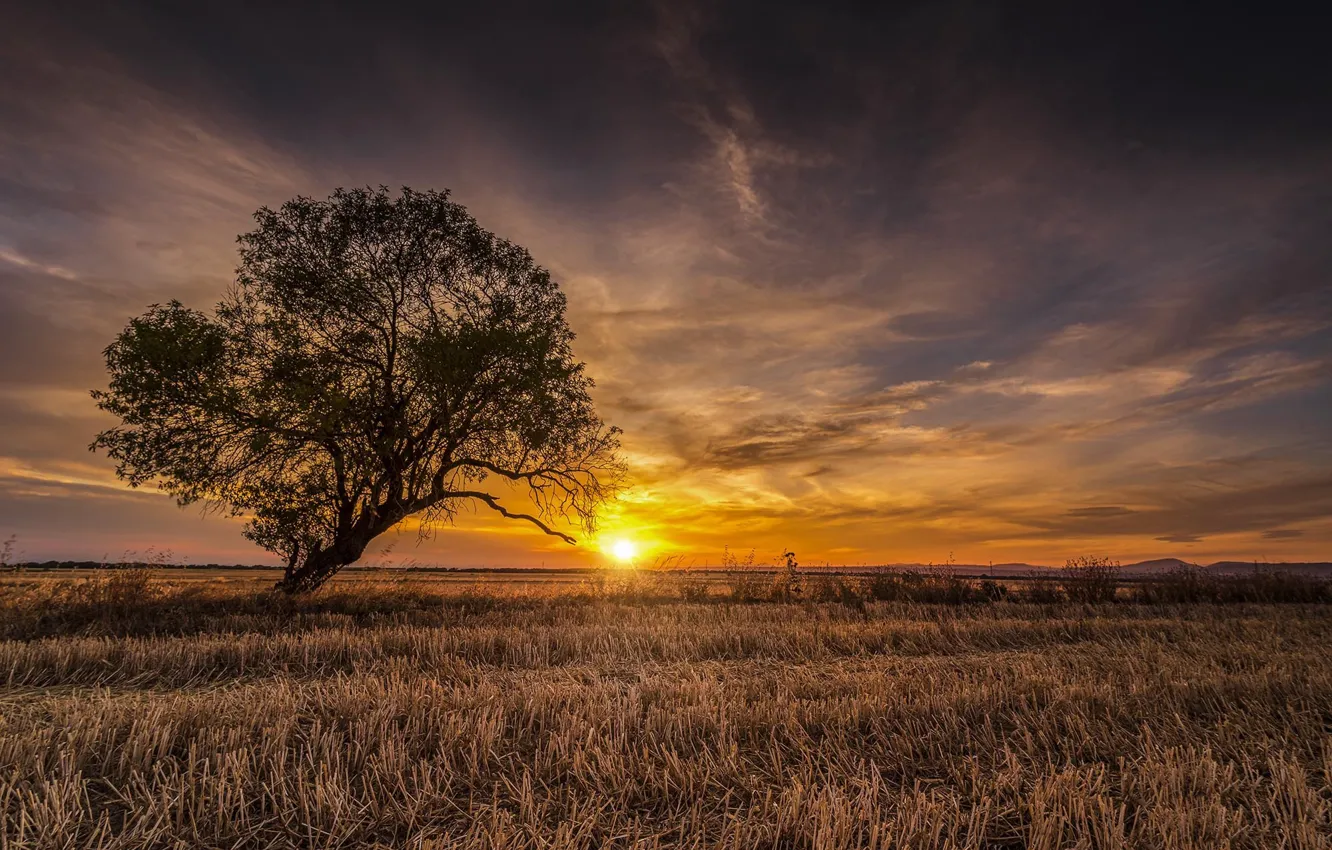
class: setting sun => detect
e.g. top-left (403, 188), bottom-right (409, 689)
top-left (610, 538), bottom-right (638, 563)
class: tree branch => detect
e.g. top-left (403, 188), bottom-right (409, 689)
top-left (444, 490), bottom-right (576, 544)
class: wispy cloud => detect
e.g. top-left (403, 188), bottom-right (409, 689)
top-left (0, 248), bottom-right (77, 280)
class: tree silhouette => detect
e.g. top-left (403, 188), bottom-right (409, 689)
top-left (92, 187), bottom-right (624, 592)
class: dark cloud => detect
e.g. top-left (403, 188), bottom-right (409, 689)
top-left (1022, 475), bottom-right (1332, 543)
top-left (885, 311), bottom-right (986, 342)
top-left (1067, 507), bottom-right (1137, 520)
top-left (1262, 530), bottom-right (1305, 540)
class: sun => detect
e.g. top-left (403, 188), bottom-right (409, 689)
top-left (609, 538), bottom-right (638, 564)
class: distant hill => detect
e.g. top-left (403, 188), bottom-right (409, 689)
top-left (1118, 558), bottom-right (1198, 575)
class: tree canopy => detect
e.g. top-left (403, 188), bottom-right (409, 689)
top-left (92, 187), bottom-right (624, 592)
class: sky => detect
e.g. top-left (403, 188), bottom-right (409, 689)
top-left (1, 1), bottom-right (1330, 567)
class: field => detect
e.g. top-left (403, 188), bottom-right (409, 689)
top-left (2, 571), bottom-right (1331, 849)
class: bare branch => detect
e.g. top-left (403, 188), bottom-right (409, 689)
top-left (445, 490), bottom-right (576, 544)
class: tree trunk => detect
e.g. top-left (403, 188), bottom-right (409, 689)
top-left (274, 539), bottom-right (368, 594)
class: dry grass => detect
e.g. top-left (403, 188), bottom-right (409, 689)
top-left (1, 575), bottom-right (1330, 848)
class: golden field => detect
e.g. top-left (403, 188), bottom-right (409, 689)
top-left (1, 571), bottom-right (1330, 849)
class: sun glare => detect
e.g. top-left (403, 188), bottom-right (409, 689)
top-left (610, 538), bottom-right (637, 563)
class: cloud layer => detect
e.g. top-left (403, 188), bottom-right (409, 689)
top-left (1, 1), bottom-right (1329, 565)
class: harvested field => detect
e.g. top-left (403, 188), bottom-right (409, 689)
top-left (1, 575), bottom-right (1330, 848)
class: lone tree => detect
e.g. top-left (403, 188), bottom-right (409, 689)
top-left (92, 187), bottom-right (624, 592)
